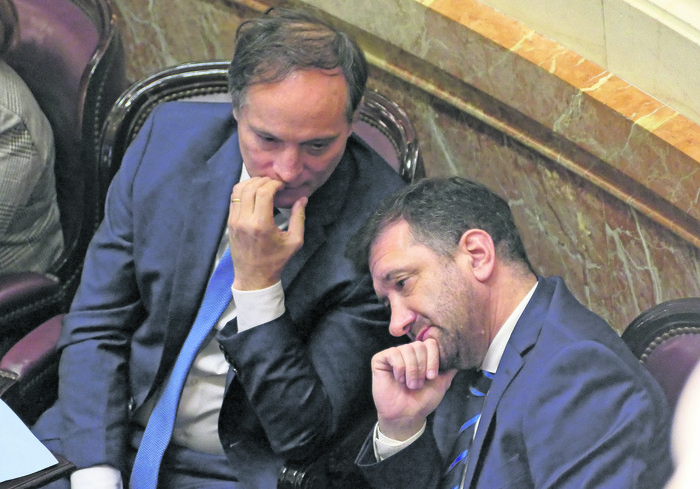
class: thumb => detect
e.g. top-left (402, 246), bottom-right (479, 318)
top-left (287, 196), bottom-right (308, 241)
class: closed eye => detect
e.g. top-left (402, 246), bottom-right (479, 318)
top-left (304, 137), bottom-right (336, 155)
top-left (257, 133), bottom-right (279, 144)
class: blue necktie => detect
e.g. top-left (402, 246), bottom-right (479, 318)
top-left (442, 370), bottom-right (494, 489)
top-left (130, 247), bottom-right (234, 489)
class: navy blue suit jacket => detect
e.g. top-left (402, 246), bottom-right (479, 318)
top-left (34, 101), bottom-right (406, 487)
top-left (358, 276), bottom-right (673, 489)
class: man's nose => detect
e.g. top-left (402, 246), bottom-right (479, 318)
top-left (388, 302), bottom-right (416, 338)
top-left (274, 146), bottom-right (303, 182)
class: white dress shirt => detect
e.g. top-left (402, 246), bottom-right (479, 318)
top-left (374, 282), bottom-right (538, 461)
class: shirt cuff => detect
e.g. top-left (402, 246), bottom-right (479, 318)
top-left (373, 421), bottom-right (426, 461)
top-left (232, 280), bottom-right (285, 332)
top-left (70, 465), bottom-right (123, 489)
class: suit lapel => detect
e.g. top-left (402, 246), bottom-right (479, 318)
top-left (463, 278), bottom-right (554, 488)
top-left (156, 130), bottom-right (243, 385)
top-left (463, 346), bottom-right (524, 487)
top-left (280, 150), bottom-right (354, 290)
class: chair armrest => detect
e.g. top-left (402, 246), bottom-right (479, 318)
top-left (0, 315), bottom-right (63, 397)
top-left (277, 410), bottom-right (377, 489)
top-left (0, 272), bottom-right (61, 335)
top-left (0, 272), bottom-right (60, 314)
top-left (0, 315), bottom-right (73, 487)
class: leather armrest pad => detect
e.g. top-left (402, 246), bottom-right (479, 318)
top-left (0, 272), bottom-right (60, 317)
top-left (0, 315), bottom-right (63, 378)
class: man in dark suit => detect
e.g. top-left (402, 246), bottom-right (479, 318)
top-left (347, 177), bottom-right (673, 489)
top-left (33, 7), bottom-right (406, 488)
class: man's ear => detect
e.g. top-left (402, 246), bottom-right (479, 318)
top-left (457, 229), bottom-right (496, 283)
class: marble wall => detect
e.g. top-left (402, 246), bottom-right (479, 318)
top-left (475, 0), bottom-right (700, 127)
top-left (108, 0), bottom-right (700, 331)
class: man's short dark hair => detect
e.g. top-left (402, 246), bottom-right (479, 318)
top-left (227, 7), bottom-right (368, 122)
top-left (347, 176), bottom-right (535, 274)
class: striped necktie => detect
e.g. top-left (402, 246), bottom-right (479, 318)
top-left (442, 369), bottom-right (494, 489)
top-left (130, 247), bottom-right (234, 489)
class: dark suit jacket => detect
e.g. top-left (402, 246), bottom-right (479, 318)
top-left (33, 101), bottom-right (406, 487)
top-left (358, 276), bottom-right (673, 489)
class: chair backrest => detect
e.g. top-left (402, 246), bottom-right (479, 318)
top-left (3, 0), bottom-right (127, 310)
top-left (621, 298), bottom-right (700, 412)
top-left (99, 60), bottom-right (424, 191)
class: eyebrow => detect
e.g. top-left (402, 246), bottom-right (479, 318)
top-left (379, 269), bottom-right (405, 286)
top-left (251, 128), bottom-right (280, 141)
top-left (374, 270), bottom-right (405, 306)
top-left (252, 127), bottom-right (340, 145)
top-left (302, 136), bottom-right (339, 145)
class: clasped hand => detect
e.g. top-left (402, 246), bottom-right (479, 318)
top-left (228, 177), bottom-right (307, 291)
top-left (372, 338), bottom-right (457, 441)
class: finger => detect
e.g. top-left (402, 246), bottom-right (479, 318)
top-left (230, 181), bottom-right (243, 204)
top-left (424, 338), bottom-right (441, 380)
top-left (372, 347), bottom-right (407, 385)
top-left (286, 197), bottom-right (307, 242)
top-left (251, 179), bottom-right (283, 221)
top-left (234, 179), bottom-right (259, 217)
top-left (377, 343), bottom-right (425, 389)
top-left (404, 343), bottom-right (429, 390)
top-left (235, 177), bottom-right (282, 221)
top-left (230, 178), bottom-right (270, 231)
top-left (229, 186), bottom-right (243, 223)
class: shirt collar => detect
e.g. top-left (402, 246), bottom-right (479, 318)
top-left (480, 282), bottom-right (538, 374)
